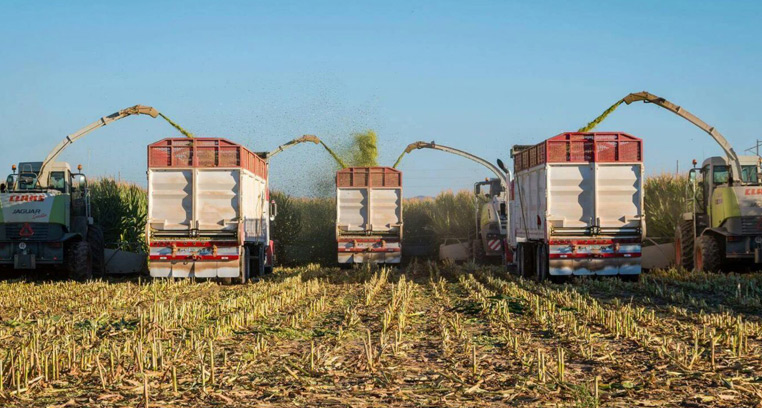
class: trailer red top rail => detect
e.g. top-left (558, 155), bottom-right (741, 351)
top-left (514, 132), bottom-right (643, 173)
top-left (336, 167), bottom-right (401, 188)
top-left (148, 138), bottom-right (267, 179)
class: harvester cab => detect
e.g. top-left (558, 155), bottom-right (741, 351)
top-left (678, 155), bottom-right (762, 271)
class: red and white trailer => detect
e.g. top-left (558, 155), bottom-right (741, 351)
top-left (336, 167), bottom-right (402, 264)
top-left (146, 138), bottom-right (274, 281)
top-left (509, 132), bottom-right (645, 280)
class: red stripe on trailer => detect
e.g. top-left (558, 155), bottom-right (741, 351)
top-left (548, 238), bottom-right (641, 245)
top-left (549, 253), bottom-right (641, 259)
top-left (149, 255), bottom-right (241, 261)
top-left (338, 248), bottom-right (402, 253)
top-left (147, 138), bottom-right (268, 179)
top-left (149, 241), bottom-right (239, 248)
top-left (336, 167), bottom-right (401, 188)
top-left (514, 132), bottom-right (643, 173)
top-left (337, 238), bottom-right (400, 243)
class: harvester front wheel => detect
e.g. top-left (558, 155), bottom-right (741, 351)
top-left (88, 225), bottom-right (106, 278)
top-left (675, 220), bottom-right (695, 271)
top-left (695, 235), bottom-right (722, 273)
top-left (66, 241), bottom-right (92, 281)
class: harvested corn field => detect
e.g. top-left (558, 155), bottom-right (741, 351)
top-left (0, 266), bottom-right (761, 407)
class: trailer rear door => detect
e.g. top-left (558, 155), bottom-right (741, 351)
top-left (148, 170), bottom-right (192, 231)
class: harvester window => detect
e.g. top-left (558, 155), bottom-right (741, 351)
top-left (49, 171), bottom-right (67, 192)
top-left (17, 174), bottom-right (38, 190)
top-left (713, 166), bottom-right (729, 185)
top-left (741, 166), bottom-right (759, 184)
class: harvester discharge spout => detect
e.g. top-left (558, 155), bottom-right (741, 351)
top-left (38, 104), bottom-right (160, 187)
top-left (581, 91), bottom-right (745, 184)
top-left (265, 135), bottom-right (321, 161)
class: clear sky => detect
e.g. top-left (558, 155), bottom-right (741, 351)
top-left (1, 1), bottom-right (760, 197)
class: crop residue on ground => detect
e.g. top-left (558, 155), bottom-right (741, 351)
top-left (0, 266), bottom-right (760, 407)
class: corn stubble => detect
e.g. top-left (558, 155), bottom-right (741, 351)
top-left (0, 264), bottom-right (760, 407)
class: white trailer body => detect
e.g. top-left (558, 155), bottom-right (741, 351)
top-left (510, 132), bottom-right (645, 278)
top-left (336, 167), bottom-right (402, 264)
top-left (146, 138), bottom-right (273, 280)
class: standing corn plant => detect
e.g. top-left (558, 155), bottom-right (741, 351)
top-left (89, 178), bottom-right (148, 252)
top-left (644, 173), bottom-right (690, 240)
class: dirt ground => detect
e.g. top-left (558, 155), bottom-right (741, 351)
top-left (0, 264), bottom-right (760, 407)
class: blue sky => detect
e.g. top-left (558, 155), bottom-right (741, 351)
top-left (1, 1), bottom-right (760, 197)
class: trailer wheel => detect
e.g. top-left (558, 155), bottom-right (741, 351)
top-left (518, 243), bottom-right (536, 279)
top-left (675, 220), bottom-right (695, 271)
top-left (514, 245), bottom-right (523, 276)
top-left (88, 225), bottom-right (105, 278)
top-left (66, 241), bottom-right (92, 281)
top-left (695, 235), bottom-right (722, 273)
top-left (535, 243), bottom-right (548, 282)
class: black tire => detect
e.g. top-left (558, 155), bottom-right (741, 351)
top-left (88, 225), bottom-right (106, 278)
top-left (473, 239), bottom-right (487, 264)
top-left (535, 243), bottom-right (548, 282)
top-left (675, 220), bottom-right (695, 271)
top-left (518, 243), bottom-right (536, 279)
top-left (254, 245), bottom-right (265, 278)
top-left (515, 244), bottom-right (524, 276)
top-left (695, 235), bottom-right (722, 273)
top-left (66, 241), bottom-right (92, 281)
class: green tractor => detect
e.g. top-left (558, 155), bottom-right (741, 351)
top-left (0, 105), bottom-right (158, 280)
top-left (676, 156), bottom-right (762, 271)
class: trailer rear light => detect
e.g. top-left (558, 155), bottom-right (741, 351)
top-left (727, 236), bottom-right (742, 242)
